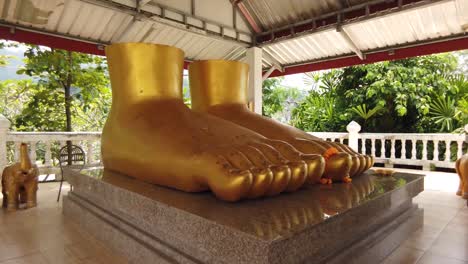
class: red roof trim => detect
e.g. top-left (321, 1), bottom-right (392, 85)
top-left (268, 36), bottom-right (468, 77)
top-left (0, 26), bottom-right (106, 56)
top-left (0, 26), bottom-right (192, 69)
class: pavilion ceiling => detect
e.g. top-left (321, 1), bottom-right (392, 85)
top-left (0, 0), bottom-right (467, 75)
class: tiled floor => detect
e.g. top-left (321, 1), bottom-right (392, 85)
top-left (0, 183), bottom-right (128, 264)
top-left (0, 169), bottom-right (466, 264)
top-left (382, 169), bottom-right (468, 264)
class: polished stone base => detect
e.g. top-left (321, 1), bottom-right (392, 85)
top-left (63, 168), bottom-right (424, 264)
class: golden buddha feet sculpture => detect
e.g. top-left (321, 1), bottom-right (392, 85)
top-left (188, 60), bottom-right (373, 183)
top-left (1, 143), bottom-right (39, 211)
top-left (102, 43), bottom-right (325, 202)
top-left (455, 154), bottom-right (468, 199)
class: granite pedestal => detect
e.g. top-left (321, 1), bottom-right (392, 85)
top-left (63, 168), bottom-right (424, 264)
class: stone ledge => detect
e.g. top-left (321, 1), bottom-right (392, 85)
top-left (63, 168), bottom-right (424, 264)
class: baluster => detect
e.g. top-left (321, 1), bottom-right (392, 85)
top-left (339, 138), bottom-right (344, 144)
top-left (433, 140), bottom-right (439, 161)
top-left (383, 138), bottom-right (388, 158)
top-left (378, 139), bottom-right (383, 158)
top-left (411, 140), bottom-right (417, 160)
top-left (29, 141), bottom-right (37, 164)
top-left (422, 140), bottom-right (428, 160)
top-left (401, 139), bottom-right (406, 159)
top-left (361, 138), bottom-right (366, 155)
top-left (444, 140), bottom-right (450, 162)
top-left (87, 141), bottom-right (95, 164)
top-left (390, 139), bottom-right (396, 159)
top-left (14, 142), bottom-right (21, 161)
top-left (44, 141), bottom-right (52, 166)
top-left (457, 140), bottom-right (463, 159)
top-left (371, 139), bottom-right (376, 157)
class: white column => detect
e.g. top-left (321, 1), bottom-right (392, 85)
top-left (422, 140), bottom-right (428, 160)
top-left (444, 140), bottom-right (450, 162)
top-left (87, 141), bottom-right (95, 164)
top-left (401, 139), bottom-right (406, 159)
top-left (346, 121), bottom-right (361, 152)
top-left (44, 141), bottom-right (52, 167)
top-left (390, 139), bottom-right (396, 159)
top-left (433, 140), bottom-right (439, 161)
top-left (29, 141), bottom-right (37, 164)
top-left (245, 47), bottom-right (263, 114)
top-left (411, 140), bottom-right (417, 160)
top-left (371, 138), bottom-right (376, 157)
top-left (0, 115), bottom-right (10, 172)
top-left (465, 124), bottom-right (468, 143)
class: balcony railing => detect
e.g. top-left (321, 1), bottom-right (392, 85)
top-left (310, 121), bottom-right (468, 170)
top-left (0, 116), bottom-right (466, 177)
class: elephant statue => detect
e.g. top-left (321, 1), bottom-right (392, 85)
top-left (456, 154), bottom-right (468, 199)
top-left (1, 143), bottom-right (39, 211)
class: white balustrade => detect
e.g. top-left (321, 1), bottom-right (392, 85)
top-left (0, 114), bottom-right (466, 175)
top-left (1, 128), bottom-right (102, 175)
top-left (309, 121), bottom-right (467, 170)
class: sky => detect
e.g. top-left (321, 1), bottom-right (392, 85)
top-left (281, 73), bottom-right (310, 90)
top-left (0, 42), bottom-right (29, 80)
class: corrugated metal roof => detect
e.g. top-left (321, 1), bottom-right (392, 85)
top-left (264, 29), bottom-right (354, 65)
top-left (0, 0), bottom-right (466, 72)
top-left (261, 0), bottom-right (467, 67)
top-left (242, 0), bottom-right (370, 31)
top-left (0, 0), bottom-right (252, 62)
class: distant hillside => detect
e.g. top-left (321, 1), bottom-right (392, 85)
top-left (0, 47), bottom-right (28, 80)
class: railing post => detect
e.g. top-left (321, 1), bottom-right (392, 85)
top-left (87, 140), bottom-right (95, 164)
top-left (0, 115), bottom-right (11, 173)
top-left (44, 141), bottom-right (52, 167)
top-left (465, 124), bottom-right (468, 143)
top-left (346, 121), bottom-right (361, 152)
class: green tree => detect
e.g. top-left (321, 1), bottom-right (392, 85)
top-left (17, 46), bottom-right (109, 132)
top-left (292, 69), bottom-right (349, 131)
top-left (292, 54), bottom-right (463, 133)
top-left (0, 79), bottom-right (35, 123)
top-left (262, 77), bottom-right (283, 117)
top-left (262, 77), bottom-right (304, 123)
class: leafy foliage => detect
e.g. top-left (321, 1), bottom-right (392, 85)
top-left (288, 54), bottom-right (467, 133)
top-left (14, 45), bottom-right (110, 132)
top-left (262, 77), bottom-right (304, 123)
top-left (351, 104), bottom-right (383, 121)
top-left (429, 96), bottom-right (458, 132)
top-left (0, 80), bottom-right (35, 122)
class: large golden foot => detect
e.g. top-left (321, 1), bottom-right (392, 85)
top-left (189, 60), bottom-right (373, 179)
top-left (189, 60), bottom-right (360, 182)
top-left (103, 43), bottom-right (324, 201)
